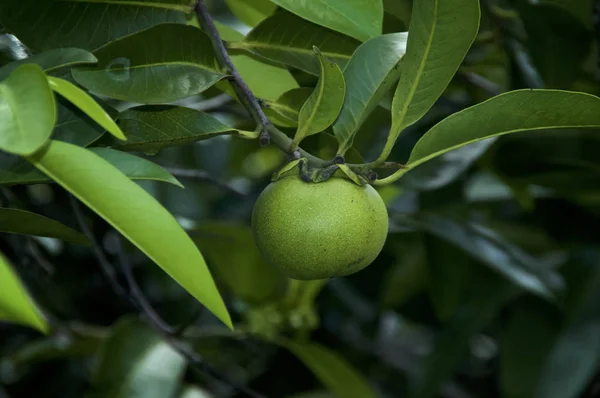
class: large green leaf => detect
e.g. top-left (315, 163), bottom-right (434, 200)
top-left (113, 106), bottom-right (254, 154)
top-left (225, 0), bottom-right (277, 27)
top-left (0, 252), bottom-right (48, 334)
top-left (282, 339), bottom-right (377, 398)
top-left (0, 208), bottom-right (89, 246)
top-left (235, 10), bottom-right (361, 75)
top-left (293, 49), bottom-right (345, 147)
top-left (72, 24), bottom-right (226, 104)
top-left (270, 0), bottom-right (384, 42)
top-left (25, 140), bottom-right (232, 328)
top-left (47, 76), bottom-right (126, 141)
top-left (332, 32), bottom-right (408, 154)
top-left (376, 90), bottom-right (600, 185)
top-left (89, 317), bottom-right (186, 398)
top-left (0, 48), bottom-right (97, 81)
top-left (0, 0), bottom-right (190, 52)
top-left (0, 148), bottom-right (182, 187)
top-left (377, 0), bottom-right (480, 162)
top-left (0, 64), bottom-right (56, 156)
top-left (265, 88), bottom-right (314, 126)
top-left (193, 222), bottom-right (288, 304)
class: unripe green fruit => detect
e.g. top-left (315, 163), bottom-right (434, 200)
top-left (251, 175), bottom-right (389, 280)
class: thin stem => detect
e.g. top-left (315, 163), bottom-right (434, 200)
top-left (194, 0), bottom-right (330, 168)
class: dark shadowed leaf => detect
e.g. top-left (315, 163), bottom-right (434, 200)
top-left (0, 0), bottom-right (190, 51)
top-left (0, 64), bottom-right (55, 156)
top-left (236, 10), bottom-right (361, 75)
top-left (0, 148), bottom-right (182, 187)
top-left (193, 222), bottom-right (287, 304)
top-left (225, 0), bottom-right (277, 26)
top-left (89, 317), bottom-right (186, 398)
top-left (0, 48), bottom-right (97, 81)
top-left (26, 140), bottom-right (231, 328)
top-left (378, 0), bottom-right (480, 162)
top-left (52, 102), bottom-right (106, 147)
top-left (72, 24), bottom-right (226, 104)
top-left (0, 208), bottom-right (89, 246)
top-left (538, 0), bottom-right (593, 29)
top-left (281, 339), bottom-right (377, 398)
top-left (294, 49), bottom-right (345, 146)
top-left (113, 106), bottom-right (254, 154)
top-left (271, 0), bottom-right (383, 42)
top-left (333, 32), bottom-right (408, 154)
top-left (0, 252), bottom-right (48, 334)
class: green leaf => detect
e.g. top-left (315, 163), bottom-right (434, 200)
top-left (378, 90), bottom-right (600, 184)
top-left (293, 48), bottom-right (345, 147)
top-left (25, 140), bottom-right (232, 328)
top-left (0, 208), bottom-right (89, 246)
top-left (72, 24), bottom-right (226, 104)
top-left (0, 251), bottom-right (48, 334)
top-left (281, 339), bottom-right (377, 398)
top-left (193, 222), bottom-right (288, 304)
top-left (0, 0), bottom-right (190, 52)
top-left (225, 0), bottom-right (277, 27)
top-left (47, 76), bottom-right (126, 141)
top-left (113, 106), bottom-right (253, 154)
top-left (333, 32), bottom-right (408, 154)
top-left (0, 48), bottom-right (97, 81)
top-left (89, 317), bottom-right (186, 398)
top-left (0, 64), bottom-right (56, 156)
top-left (378, 0), bottom-right (480, 162)
top-left (538, 0), bottom-right (593, 29)
top-left (0, 148), bottom-right (182, 187)
top-left (53, 102), bottom-right (106, 147)
top-left (266, 88), bottom-right (314, 126)
top-left (236, 10), bottom-right (361, 75)
top-left (270, 0), bottom-right (384, 42)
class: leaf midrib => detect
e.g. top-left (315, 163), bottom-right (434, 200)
top-left (241, 41), bottom-right (352, 62)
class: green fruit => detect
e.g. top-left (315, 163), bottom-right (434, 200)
top-left (251, 175), bottom-right (389, 280)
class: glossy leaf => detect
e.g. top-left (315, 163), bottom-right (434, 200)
top-left (294, 49), bottom-right (345, 146)
top-left (47, 76), bottom-right (126, 141)
top-left (282, 339), bottom-right (377, 398)
top-left (333, 32), bottom-right (408, 154)
top-left (72, 24), bottom-right (226, 104)
top-left (266, 88), bottom-right (314, 126)
top-left (0, 148), bottom-right (182, 187)
top-left (90, 317), bottom-right (186, 398)
top-left (194, 222), bottom-right (287, 304)
top-left (0, 48), bottom-right (97, 81)
top-left (271, 0), bottom-right (384, 42)
top-left (237, 10), bottom-right (361, 75)
top-left (225, 0), bottom-right (277, 26)
top-left (377, 90), bottom-right (600, 185)
top-left (0, 208), bottom-right (89, 246)
top-left (0, 0), bottom-right (190, 52)
top-left (26, 140), bottom-right (232, 328)
top-left (0, 64), bottom-right (56, 156)
top-left (397, 212), bottom-right (564, 300)
top-left (113, 106), bottom-right (253, 154)
top-left (0, 252), bottom-right (48, 334)
top-left (378, 0), bottom-right (480, 162)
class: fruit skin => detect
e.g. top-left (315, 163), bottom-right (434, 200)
top-left (251, 175), bottom-right (389, 280)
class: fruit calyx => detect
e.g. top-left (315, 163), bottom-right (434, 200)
top-left (272, 157), bottom-right (375, 186)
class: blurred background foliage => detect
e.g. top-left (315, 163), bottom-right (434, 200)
top-left (1, 0), bottom-right (600, 397)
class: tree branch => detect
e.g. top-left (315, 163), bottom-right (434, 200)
top-left (194, 0), bottom-right (330, 168)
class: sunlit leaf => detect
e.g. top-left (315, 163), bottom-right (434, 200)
top-left (0, 251), bottom-right (48, 334)
top-left (378, 0), bottom-right (480, 162)
top-left (0, 64), bottom-right (55, 156)
top-left (225, 0), bottom-right (277, 27)
top-left (235, 10), bottom-right (361, 75)
top-left (47, 76), bottom-right (126, 141)
top-left (281, 339), bottom-right (377, 398)
top-left (26, 140), bottom-right (232, 328)
top-left (72, 24), bottom-right (226, 104)
top-left (0, 48), bottom-right (97, 81)
top-left (294, 48), bottom-right (345, 147)
top-left (270, 0), bottom-right (384, 42)
top-left (89, 317), bottom-right (186, 398)
top-left (333, 32), bottom-right (408, 154)
top-left (0, 208), bottom-right (89, 246)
